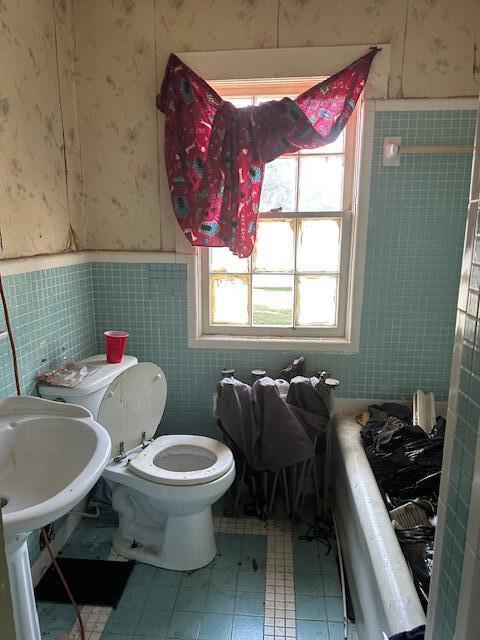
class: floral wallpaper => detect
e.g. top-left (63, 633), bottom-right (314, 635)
top-left (54, 0), bottom-right (87, 248)
top-left (0, 0), bottom-right (478, 258)
top-left (74, 0), bottom-right (161, 251)
top-left (0, 0), bottom-right (81, 259)
top-left (75, 0), bottom-right (479, 254)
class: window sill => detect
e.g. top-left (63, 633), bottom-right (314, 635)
top-left (188, 333), bottom-right (359, 353)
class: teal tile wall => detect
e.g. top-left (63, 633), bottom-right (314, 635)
top-left (0, 109), bottom-right (475, 566)
top-left (0, 264), bottom-right (96, 564)
top-left (93, 110), bottom-right (476, 436)
top-left (0, 264), bottom-right (95, 397)
top-left (431, 209), bottom-right (480, 640)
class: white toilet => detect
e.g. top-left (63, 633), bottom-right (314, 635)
top-left (39, 355), bottom-right (235, 571)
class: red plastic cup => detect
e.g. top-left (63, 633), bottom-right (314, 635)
top-left (104, 331), bottom-right (129, 363)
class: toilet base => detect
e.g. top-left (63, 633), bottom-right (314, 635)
top-left (113, 498), bottom-right (217, 570)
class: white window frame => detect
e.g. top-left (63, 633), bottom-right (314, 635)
top-left (182, 45), bottom-right (390, 352)
top-left (201, 212), bottom-right (352, 339)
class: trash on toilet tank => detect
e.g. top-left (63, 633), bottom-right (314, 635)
top-left (35, 360), bottom-right (94, 388)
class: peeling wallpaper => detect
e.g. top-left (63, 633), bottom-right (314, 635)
top-left (0, 0), bottom-right (80, 259)
top-left (0, 0), bottom-right (479, 258)
top-left (75, 0), bottom-right (480, 254)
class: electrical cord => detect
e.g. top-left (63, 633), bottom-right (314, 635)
top-left (0, 273), bottom-right (86, 640)
top-left (297, 515), bottom-right (334, 554)
top-left (0, 274), bottom-right (20, 396)
top-left (41, 528), bottom-right (86, 640)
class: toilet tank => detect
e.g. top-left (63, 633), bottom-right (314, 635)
top-left (38, 355), bottom-right (138, 419)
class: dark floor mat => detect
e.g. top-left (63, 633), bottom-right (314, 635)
top-left (35, 558), bottom-right (135, 608)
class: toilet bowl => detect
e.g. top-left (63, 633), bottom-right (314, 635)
top-left (39, 355), bottom-right (235, 570)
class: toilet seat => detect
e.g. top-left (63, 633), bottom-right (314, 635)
top-left (128, 434), bottom-right (234, 486)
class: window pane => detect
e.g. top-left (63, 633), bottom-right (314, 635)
top-left (253, 218), bottom-right (295, 273)
top-left (255, 96), bottom-right (277, 105)
top-left (297, 219), bottom-right (341, 273)
top-left (209, 247), bottom-right (249, 273)
top-left (260, 158), bottom-right (297, 212)
top-left (300, 130), bottom-right (345, 154)
top-left (252, 275), bottom-right (293, 327)
top-left (227, 97), bottom-right (253, 107)
top-left (296, 275), bottom-right (337, 326)
top-left (298, 155), bottom-right (343, 212)
top-left (210, 275), bottom-right (249, 325)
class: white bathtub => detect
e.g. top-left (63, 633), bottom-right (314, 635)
top-left (331, 413), bottom-right (426, 640)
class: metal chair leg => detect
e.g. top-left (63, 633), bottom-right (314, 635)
top-left (312, 455), bottom-right (321, 513)
top-left (294, 461), bottom-right (307, 513)
top-left (233, 460), bottom-right (247, 514)
top-left (267, 471), bottom-right (279, 515)
top-left (282, 467), bottom-right (291, 515)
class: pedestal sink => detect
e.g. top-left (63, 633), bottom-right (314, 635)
top-left (0, 396), bottom-right (111, 640)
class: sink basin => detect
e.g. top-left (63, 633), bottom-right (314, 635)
top-left (0, 396), bottom-right (111, 640)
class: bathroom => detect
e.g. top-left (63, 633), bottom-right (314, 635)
top-left (0, 0), bottom-right (479, 639)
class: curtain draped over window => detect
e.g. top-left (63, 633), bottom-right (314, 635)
top-left (157, 48), bottom-right (380, 258)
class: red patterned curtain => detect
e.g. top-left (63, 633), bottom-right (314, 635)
top-left (157, 48), bottom-right (379, 258)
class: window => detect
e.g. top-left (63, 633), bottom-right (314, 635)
top-left (195, 78), bottom-right (363, 347)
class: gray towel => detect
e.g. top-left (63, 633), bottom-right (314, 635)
top-left (216, 377), bottom-right (264, 470)
top-left (217, 376), bottom-right (327, 471)
top-left (252, 377), bottom-right (315, 471)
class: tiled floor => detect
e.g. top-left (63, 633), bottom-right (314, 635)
top-left (36, 513), bottom-right (357, 640)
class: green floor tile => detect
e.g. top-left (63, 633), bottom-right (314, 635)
top-left (167, 611), bottom-right (202, 640)
top-left (323, 573), bottom-right (342, 597)
top-left (295, 594), bottom-right (327, 620)
top-left (198, 613), bottom-right (233, 640)
top-left (59, 523), bottom-right (115, 560)
top-left (239, 549), bottom-right (266, 572)
top-left (325, 596), bottom-right (343, 621)
top-left (231, 615), bottom-right (263, 640)
top-left (319, 550), bottom-right (339, 575)
top-left (329, 621), bottom-right (348, 640)
top-left (210, 568), bottom-right (238, 591)
top-left (295, 573), bottom-right (324, 596)
top-left (37, 602), bottom-right (76, 634)
top-left (204, 589), bottom-right (236, 614)
top-left (180, 567), bottom-right (212, 589)
top-left (297, 619), bottom-right (329, 640)
top-left (175, 587), bottom-right (208, 612)
top-left (216, 533), bottom-right (244, 550)
top-left (294, 553), bottom-right (323, 574)
top-left (104, 606), bottom-right (142, 635)
top-left (130, 564), bottom-right (156, 587)
top-left (153, 568), bottom-right (183, 588)
top-left (241, 534), bottom-right (267, 553)
top-left (135, 608), bottom-right (172, 637)
top-left (236, 570), bottom-right (265, 592)
top-left (234, 591), bottom-right (265, 616)
top-left (146, 586), bottom-right (179, 611)
top-left (118, 583), bottom-right (151, 608)
top-left (213, 547), bottom-right (242, 571)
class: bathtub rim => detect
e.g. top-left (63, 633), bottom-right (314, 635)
top-left (332, 411), bottom-right (427, 637)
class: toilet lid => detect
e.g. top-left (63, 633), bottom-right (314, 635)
top-left (128, 434), bottom-right (234, 485)
top-left (98, 363), bottom-right (167, 456)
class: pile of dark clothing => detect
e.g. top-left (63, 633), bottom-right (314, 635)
top-left (389, 626), bottom-right (425, 640)
top-left (361, 403), bottom-right (446, 611)
top-left (217, 374), bottom-right (331, 472)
